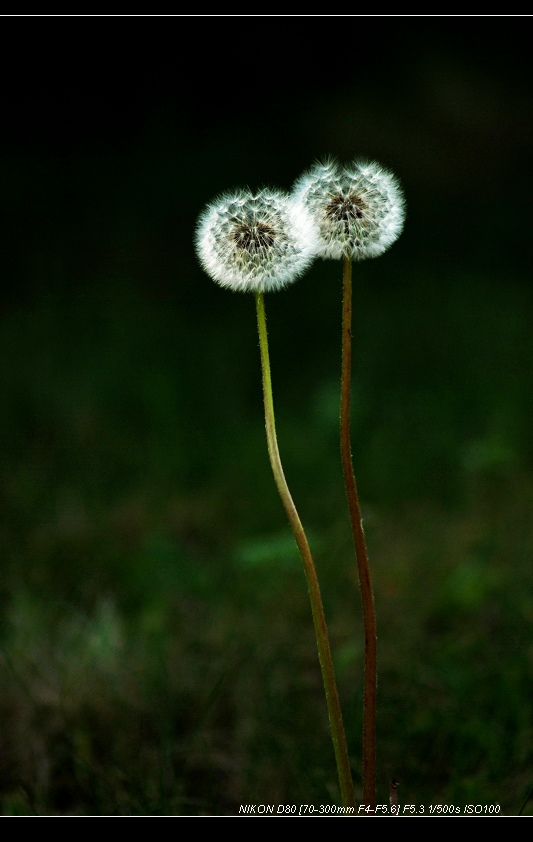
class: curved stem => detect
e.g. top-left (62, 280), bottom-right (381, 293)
top-left (255, 291), bottom-right (356, 810)
top-left (340, 256), bottom-right (377, 808)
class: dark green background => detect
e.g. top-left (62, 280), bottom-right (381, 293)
top-left (1, 17), bottom-right (532, 815)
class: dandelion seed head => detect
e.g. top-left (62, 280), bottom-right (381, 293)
top-left (293, 159), bottom-right (405, 261)
top-left (195, 188), bottom-right (319, 293)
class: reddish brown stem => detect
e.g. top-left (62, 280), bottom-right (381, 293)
top-left (340, 256), bottom-right (377, 808)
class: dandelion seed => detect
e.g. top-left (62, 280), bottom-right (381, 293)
top-left (193, 178), bottom-right (356, 806)
top-left (195, 188), bottom-right (319, 293)
top-left (292, 159), bottom-right (405, 261)
top-left (292, 156), bottom-right (406, 807)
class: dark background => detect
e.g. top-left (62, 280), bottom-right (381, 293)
top-left (1, 16), bottom-right (532, 815)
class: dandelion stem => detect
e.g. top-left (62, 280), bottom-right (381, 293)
top-left (255, 291), bottom-right (356, 810)
top-left (340, 256), bottom-right (377, 808)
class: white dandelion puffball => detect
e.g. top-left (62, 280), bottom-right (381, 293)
top-left (292, 159), bottom-right (405, 261)
top-left (195, 188), bottom-right (319, 293)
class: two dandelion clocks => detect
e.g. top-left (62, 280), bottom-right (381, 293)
top-left (195, 163), bottom-right (405, 291)
top-left (194, 161), bottom-right (405, 809)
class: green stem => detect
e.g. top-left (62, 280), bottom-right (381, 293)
top-left (255, 291), bottom-right (356, 810)
top-left (340, 256), bottom-right (377, 808)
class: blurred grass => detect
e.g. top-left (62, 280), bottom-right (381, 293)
top-left (1, 267), bottom-right (533, 815)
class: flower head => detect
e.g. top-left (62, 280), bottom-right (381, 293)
top-left (292, 159), bottom-right (405, 261)
top-left (195, 188), bottom-right (319, 293)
